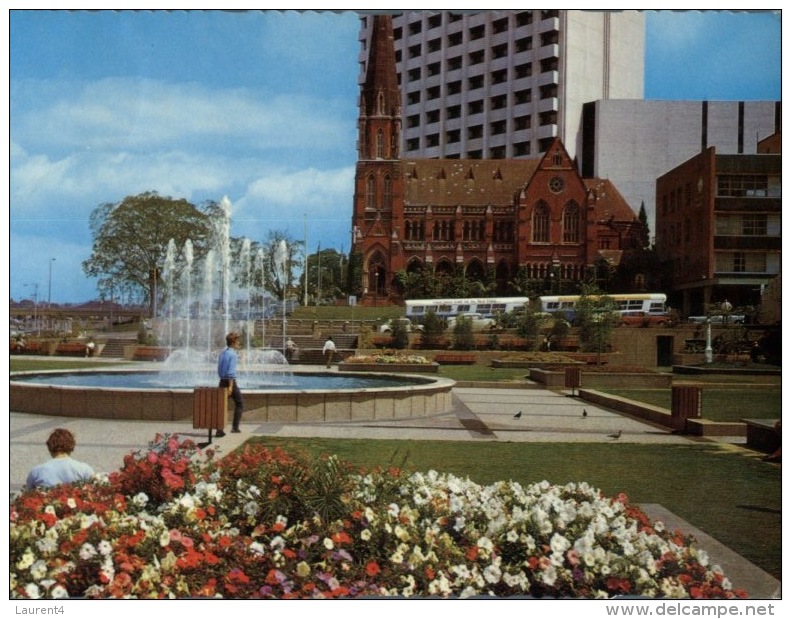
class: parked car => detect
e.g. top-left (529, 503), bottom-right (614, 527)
top-left (618, 311), bottom-right (671, 327)
top-left (379, 318), bottom-right (424, 334)
top-left (446, 312), bottom-right (497, 331)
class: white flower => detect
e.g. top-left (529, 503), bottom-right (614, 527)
top-left (360, 529), bottom-right (372, 541)
top-left (98, 540), bottom-right (113, 556)
top-left (387, 503), bottom-right (400, 518)
top-left (550, 533), bottom-right (570, 554)
top-left (132, 492), bottom-right (149, 507)
top-left (29, 560), bottom-right (48, 581)
top-left (159, 530), bottom-right (171, 547)
top-left (24, 583), bottom-right (41, 599)
top-left (66, 497), bottom-right (77, 509)
top-left (49, 585), bottom-right (68, 599)
top-left (483, 563), bottom-right (501, 584)
top-left (79, 543), bottom-right (97, 560)
top-left (323, 537), bottom-right (334, 550)
top-left (270, 536), bottom-right (286, 551)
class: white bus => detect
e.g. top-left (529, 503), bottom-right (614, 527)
top-left (405, 297), bottom-right (530, 321)
top-left (537, 293), bottom-right (667, 322)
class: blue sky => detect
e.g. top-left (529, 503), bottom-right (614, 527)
top-left (6, 8), bottom-right (782, 304)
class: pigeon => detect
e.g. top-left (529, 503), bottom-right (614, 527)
top-left (582, 409), bottom-right (588, 418)
top-left (608, 430), bottom-right (622, 439)
top-left (513, 411), bottom-right (522, 419)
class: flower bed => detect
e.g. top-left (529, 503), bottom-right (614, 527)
top-left (341, 352), bottom-right (438, 373)
top-left (10, 435), bottom-right (746, 600)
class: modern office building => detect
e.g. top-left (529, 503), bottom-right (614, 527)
top-left (582, 99), bottom-right (782, 235)
top-left (655, 135), bottom-right (781, 316)
top-left (358, 10), bottom-right (644, 163)
top-left (352, 16), bottom-right (644, 305)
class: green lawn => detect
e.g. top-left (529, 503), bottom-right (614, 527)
top-left (601, 388), bottom-right (781, 422)
top-left (247, 437), bottom-right (781, 582)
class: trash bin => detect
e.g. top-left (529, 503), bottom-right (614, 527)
top-left (671, 385), bottom-right (702, 432)
top-left (193, 387), bottom-right (228, 431)
top-left (565, 367), bottom-right (582, 395)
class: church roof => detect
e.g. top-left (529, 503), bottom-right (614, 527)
top-left (584, 178), bottom-right (639, 221)
top-left (402, 159), bottom-right (540, 206)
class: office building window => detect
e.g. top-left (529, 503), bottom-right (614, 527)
top-left (541, 30), bottom-right (559, 46)
top-left (541, 10), bottom-right (559, 20)
top-left (448, 105), bottom-right (461, 119)
top-left (490, 145), bottom-right (506, 159)
top-left (427, 38), bottom-right (441, 53)
top-left (717, 174), bottom-right (769, 197)
top-left (408, 67), bottom-right (421, 82)
top-left (409, 44), bottom-right (421, 59)
top-left (468, 149), bottom-right (483, 159)
top-left (469, 75), bottom-right (484, 90)
top-left (426, 109), bottom-right (440, 124)
top-left (469, 50), bottom-right (485, 65)
top-left (447, 56), bottom-right (462, 71)
top-left (448, 32), bottom-right (462, 47)
top-left (427, 61), bottom-right (441, 76)
top-left (447, 80), bottom-right (462, 95)
top-left (515, 116), bottom-right (531, 130)
top-left (407, 114), bottom-right (420, 128)
top-left (468, 125), bottom-right (483, 139)
top-left (426, 134), bottom-right (439, 147)
top-left (541, 57), bottom-right (559, 72)
top-left (514, 142), bottom-right (530, 156)
top-left (539, 110), bottom-right (557, 126)
top-left (428, 14), bottom-right (442, 29)
top-left (491, 120), bottom-right (506, 135)
top-left (743, 214), bottom-right (768, 235)
top-left (492, 43), bottom-right (508, 59)
top-left (468, 100), bottom-right (484, 115)
top-left (492, 69), bottom-right (508, 84)
top-left (406, 138), bottom-right (420, 151)
top-left (515, 89), bottom-right (532, 104)
top-left (470, 25), bottom-right (485, 40)
top-left (492, 17), bottom-right (509, 33)
top-left (515, 36), bottom-right (533, 53)
top-left (408, 21), bottom-right (422, 35)
top-left (540, 84), bottom-right (558, 99)
top-left (492, 94), bottom-right (507, 110)
top-left (427, 85), bottom-right (440, 100)
top-left (516, 11), bottom-right (533, 26)
top-left (407, 91), bottom-right (421, 104)
top-left (447, 129), bottom-right (460, 143)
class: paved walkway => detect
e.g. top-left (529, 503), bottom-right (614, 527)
top-left (6, 374), bottom-right (779, 599)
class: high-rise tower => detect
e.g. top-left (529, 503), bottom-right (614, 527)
top-left (358, 10), bottom-right (644, 162)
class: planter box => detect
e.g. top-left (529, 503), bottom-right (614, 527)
top-left (530, 368), bottom-right (672, 388)
top-left (340, 362), bottom-right (439, 373)
top-left (433, 353), bottom-right (476, 365)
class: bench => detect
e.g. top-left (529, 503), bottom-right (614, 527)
top-left (133, 346), bottom-right (171, 362)
top-left (433, 353), bottom-right (476, 365)
top-left (55, 342), bottom-right (89, 357)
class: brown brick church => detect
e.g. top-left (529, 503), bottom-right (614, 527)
top-left (351, 15), bottom-right (644, 305)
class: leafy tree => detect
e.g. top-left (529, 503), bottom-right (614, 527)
top-left (575, 286), bottom-right (619, 359)
top-left (302, 247), bottom-right (346, 303)
top-left (258, 230), bottom-right (304, 301)
top-left (82, 192), bottom-right (213, 316)
top-left (515, 306), bottom-right (545, 351)
top-left (637, 201), bottom-right (651, 251)
top-left (451, 315), bottom-right (475, 350)
top-left (390, 318), bottom-right (409, 350)
top-left (419, 310), bottom-right (445, 350)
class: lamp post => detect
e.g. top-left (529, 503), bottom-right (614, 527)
top-left (48, 258), bottom-right (56, 307)
top-left (704, 318), bottom-right (713, 364)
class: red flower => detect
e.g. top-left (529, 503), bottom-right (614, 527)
top-left (365, 561), bottom-right (381, 577)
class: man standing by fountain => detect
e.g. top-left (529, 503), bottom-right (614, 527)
top-left (217, 331), bottom-right (244, 436)
top-left (323, 335), bottom-right (337, 368)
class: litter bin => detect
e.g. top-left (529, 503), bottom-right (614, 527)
top-left (565, 367), bottom-right (582, 395)
top-left (671, 385), bottom-right (702, 432)
top-left (193, 387), bottom-right (228, 443)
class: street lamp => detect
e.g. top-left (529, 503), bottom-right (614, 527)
top-left (48, 258), bottom-right (56, 307)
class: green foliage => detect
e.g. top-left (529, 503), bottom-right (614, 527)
top-left (419, 310), bottom-right (446, 349)
top-left (82, 192), bottom-right (213, 317)
top-left (515, 306), bottom-right (547, 350)
top-left (575, 287), bottom-right (619, 354)
top-left (390, 317), bottom-right (409, 349)
top-left (451, 315), bottom-right (475, 350)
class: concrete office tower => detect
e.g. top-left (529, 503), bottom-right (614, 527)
top-left (358, 10), bottom-right (644, 162)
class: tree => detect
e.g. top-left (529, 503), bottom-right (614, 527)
top-left (258, 231), bottom-right (304, 301)
top-left (82, 192), bottom-right (213, 317)
top-left (419, 310), bottom-right (445, 350)
top-left (302, 247), bottom-right (346, 303)
top-left (637, 201), bottom-right (651, 251)
top-left (390, 318), bottom-right (409, 350)
top-left (451, 315), bottom-right (475, 351)
top-left (575, 286), bottom-right (619, 360)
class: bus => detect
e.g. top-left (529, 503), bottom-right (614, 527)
top-left (405, 297), bottom-right (530, 321)
top-left (537, 293), bottom-right (667, 323)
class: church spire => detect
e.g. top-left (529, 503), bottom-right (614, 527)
top-left (358, 15), bottom-right (401, 159)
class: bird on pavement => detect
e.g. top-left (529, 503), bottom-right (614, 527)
top-left (608, 430), bottom-right (622, 439)
top-left (513, 411), bottom-right (522, 419)
top-left (582, 409), bottom-right (588, 418)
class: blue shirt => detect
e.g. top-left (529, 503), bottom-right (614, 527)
top-left (217, 346), bottom-right (238, 379)
top-left (26, 456), bottom-right (95, 490)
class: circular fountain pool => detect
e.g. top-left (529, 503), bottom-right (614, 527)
top-left (10, 369), bottom-right (456, 423)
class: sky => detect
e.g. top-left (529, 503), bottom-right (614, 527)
top-left (5, 7), bottom-right (783, 304)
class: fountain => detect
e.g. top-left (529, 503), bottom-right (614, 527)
top-left (11, 195), bottom-right (455, 423)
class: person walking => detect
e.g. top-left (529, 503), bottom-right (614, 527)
top-left (217, 331), bottom-right (244, 436)
top-left (285, 337), bottom-right (298, 363)
top-left (26, 428), bottom-right (95, 490)
top-left (322, 335), bottom-right (337, 368)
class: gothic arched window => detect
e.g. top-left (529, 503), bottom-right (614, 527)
top-left (376, 129), bottom-right (385, 158)
top-left (366, 175), bottom-right (376, 210)
top-left (532, 202), bottom-right (549, 243)
top-left (383, 174), bottom-right (392, 210)
top-left (562, 202), bottom-right (580, 243)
